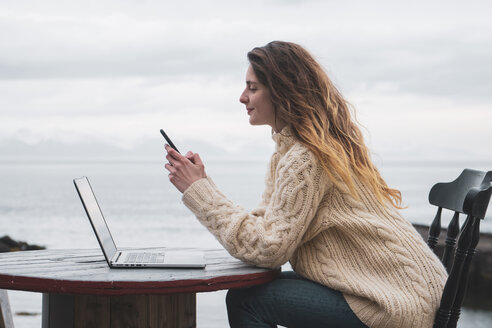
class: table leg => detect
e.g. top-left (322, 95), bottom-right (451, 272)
top-left (1, 290), bottom-right (14, 328)
top-left (42, 293), bottom-right (196, 328)
top-left (42, 293), bottom-right (73, 328)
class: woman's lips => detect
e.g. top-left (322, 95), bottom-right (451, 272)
top-left (247, 108), bottom-right (254, 115)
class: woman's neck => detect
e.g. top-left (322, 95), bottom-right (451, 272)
top-left (272, 120), bottom-right (287, 133)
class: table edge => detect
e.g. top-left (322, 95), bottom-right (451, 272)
top-left (0, 268), bottom-right (281, 295)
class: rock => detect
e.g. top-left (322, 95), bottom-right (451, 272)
top-left (0, 235), bottom-right (45, 253)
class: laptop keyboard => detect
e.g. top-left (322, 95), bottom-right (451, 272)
top-left (125, 252), bottom-right (165, 264)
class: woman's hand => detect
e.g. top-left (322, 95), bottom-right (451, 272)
top-left (164, 145), bottom-right (207, 193)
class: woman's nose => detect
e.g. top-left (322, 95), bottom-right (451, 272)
top-left (239, 90), bottom-right (248, 104)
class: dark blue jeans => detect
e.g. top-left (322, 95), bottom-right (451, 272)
top-left (226, 271), bottom-right (367, 328)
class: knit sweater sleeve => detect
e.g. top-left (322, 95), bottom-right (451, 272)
top-left (181, 146), bottom-right (328, 268)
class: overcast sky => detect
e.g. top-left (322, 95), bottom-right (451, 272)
top-left (1, 0), bottom-right (491, 161)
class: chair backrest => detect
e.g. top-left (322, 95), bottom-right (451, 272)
top-left (0, 289), bottom-right (14, 328)
top-left (427, 168), bottom-right (492, 328)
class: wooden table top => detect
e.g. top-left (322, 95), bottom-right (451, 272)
top-left (0, 248), bottom-right (280, 296)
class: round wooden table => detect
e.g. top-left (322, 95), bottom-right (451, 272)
top-left (0, 248), bottom-right (280, 328)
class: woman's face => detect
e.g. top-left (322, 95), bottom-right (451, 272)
top-left (239, 65), bottom-right (278, 131)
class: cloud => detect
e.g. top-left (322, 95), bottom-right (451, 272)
top-left (351, 89), bottom-right (492, 159)
top-left (2, 0), bottom-right (491, 88)
top-left (0, 11), bottom-right (248, 79)
top-left (0, 76), bottom-right (244, 116)
top-left (0, 0), bottom-right (491, 160)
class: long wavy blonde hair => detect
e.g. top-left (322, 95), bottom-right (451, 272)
top-left (248, 41), bottom-right (403, 209)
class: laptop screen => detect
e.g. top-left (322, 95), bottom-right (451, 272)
top-left (74, 177), bottom-right (118, 263)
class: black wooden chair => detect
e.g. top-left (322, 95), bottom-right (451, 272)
top-left (427, 168), bottom-right (492, 328)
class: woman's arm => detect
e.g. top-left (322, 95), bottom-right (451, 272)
top-left (181, 146), bottom-right (330, 269)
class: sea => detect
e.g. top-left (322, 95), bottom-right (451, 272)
top-left (1, 158), bottom-right (491, 327)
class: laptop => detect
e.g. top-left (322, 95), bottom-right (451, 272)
top-left (73, 176), bottom-right (206, 268)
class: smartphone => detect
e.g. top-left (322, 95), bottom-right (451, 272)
top-left (160, 129), bottom-right (180, 154)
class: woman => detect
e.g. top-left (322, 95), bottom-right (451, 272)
top-left (164, 41), bottom-right (447, 328)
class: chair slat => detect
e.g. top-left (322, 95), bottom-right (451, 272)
top-left (448, 217), bottom-right (481, 328)
top-left (433, 215), bottom-right (475, 328)
top-left (427, 207), bottom-right (442, 252)
top-left (442, 212), bottom-right (460, 272)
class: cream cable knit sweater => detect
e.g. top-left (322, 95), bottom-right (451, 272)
top-left (182, 127), bottom-right (447, 328)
